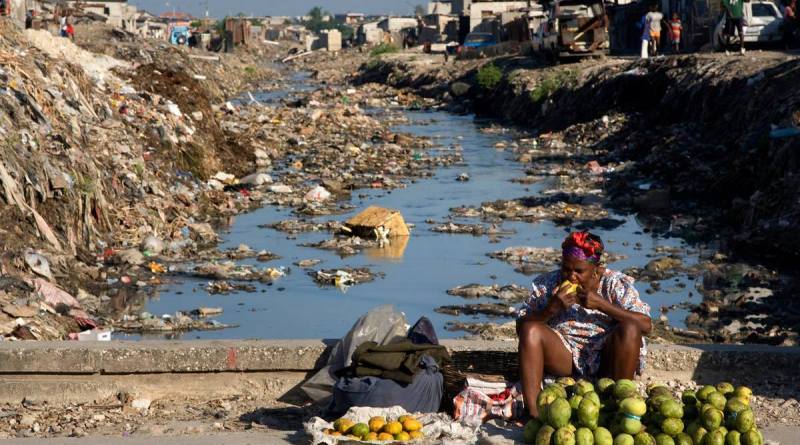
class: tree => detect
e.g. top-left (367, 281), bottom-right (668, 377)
top-left (303, 6), bottom-right (333, 33)
top-left (414, 4), bottom-right (426, 16)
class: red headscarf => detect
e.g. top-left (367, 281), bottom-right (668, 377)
top-left (561, 231), bottom-right (604, 264)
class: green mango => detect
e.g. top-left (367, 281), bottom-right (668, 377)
top-left (660, 400), bottom-right (684, 419)
top-left (725, 430), bottom-right (741, 445)
top-left (584, 391), bottom-right (602, 407)
top-left (547, 398), bottom-right (572, 429)
top-left (614, 380), bottom-right (638, 400)
top-left (620, 398), bottom-right (647, 417)
top-left (740, 429), bottom-right (762, 445)
top-left (704, 428), bottom-right (726, 445)
top-left (571, 394), bottom-right (585, 411)
top-left (621, 418), bottom-right (642, 435)
top-left (523, 418), bottom-right (543, 444)
top-left (575, 379), bottom-right (595, 396)
top-left (594, 427), bottom-right (613, 445)
top-left (578, 398), bottom-right (600, 430)
top-left (696, 386), bottom-right (717, 402)
top-left (648, 386), bottom-right (672, 400)
top-left (633, 432), bottom-right (656, 445)
top-left (661, 418), bottom-right (684, 437)
top-left (555, 426), bottom-right (577, 445)
top-left (654, 434), bottom-right (675, 445)
top-left (614, 434), bottom-right (635, 445)
top-left (674, 432), bottom-right (692, 445)
top-left (733, 387), bottom-right (752, 404)
top-left (726, 397), bottom-right (749, 414)
top-left (649, 395), bottom-right (673, 412)
top-left (691, 426), bottom-right (708, 445)
top-left (734, 409), bottom-right (754, 433)
top-left (707, 392), bottom-right (727, 411)
top-left (684, 421), bottom-right (700, 437)
top-left (549, 383), bottom-right (569, 399)
top-left (576, 427), bottom-right (595, 445)
top-left (716, 382), bottom-right (734, 397)
top-left (597, 378), bottom-right (616, 397)
top-left (701, 408), bottom-right (723, 431)
top-left (557, 376), bottom-right (577, 388)
top-left (681, 390), bottom-right (698, 406)
top-left (536, 425), bottom-right (556, 445)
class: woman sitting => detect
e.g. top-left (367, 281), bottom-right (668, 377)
top-left (516, 231), bottom-right (652, 418)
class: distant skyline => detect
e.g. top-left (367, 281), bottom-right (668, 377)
top-left (127, 0), bottom-right (418, 17)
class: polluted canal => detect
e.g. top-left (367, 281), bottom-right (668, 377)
top-left (122, 76), bottom-right (703, 341)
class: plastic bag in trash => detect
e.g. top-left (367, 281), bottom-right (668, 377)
top-left (305, 185), bottom-right (331, 202)
top-left (300, 305), bottom-right (408, 402)
top-left (304, 406), bottom-right (479, 445)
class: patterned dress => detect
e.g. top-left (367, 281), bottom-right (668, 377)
top-left (518, 269), bottom-right (651, 376)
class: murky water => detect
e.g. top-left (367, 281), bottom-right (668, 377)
top-left (121, 81), bottom-right (701, 340)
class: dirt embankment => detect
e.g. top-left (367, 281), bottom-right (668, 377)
top-left (356, 53), bottom-right (800, 263)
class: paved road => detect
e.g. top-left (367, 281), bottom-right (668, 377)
top-left (3, 425), bottom-right (797, 444)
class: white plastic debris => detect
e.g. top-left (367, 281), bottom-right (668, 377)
top-left (305, 185), bottom-right (331, 202)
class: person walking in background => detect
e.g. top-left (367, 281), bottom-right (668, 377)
top-left (645, 4), bottom-right (665, 56)
top-left (639, 12), bottom-right (651, 58)
top-left (669, 12), bottom-right (683, 53)
top-left (723, 0), bottom-right (746, 54)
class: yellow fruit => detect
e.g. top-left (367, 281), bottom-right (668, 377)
top-left (395, 431), bottom-right (411, 441)
top-left (402, 419), bottom-right (422, 432)
top-left (334, 418), bottom-right (355, 434)
top-left (409, 430), bottom-right (424, 439)
top-left (559, 280), bottom-right (580, 294)
top-left (378, 432), bottom-right (395, 440)
top-left (383, 421), bottom-right (403, 435)
top-left (369, 416), bottom-right (387, 432)
top-left (330, 431), bottom-right (342, 436)
top-left (398, 414), bottom-right (414, 424)
top-left (364, 432), bottom-right (379, 441)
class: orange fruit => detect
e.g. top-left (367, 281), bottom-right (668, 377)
top-left (364, 432), bottom-right (379, 441)
top-left (369, 416), bottom-right (387, 433)
top-left (382, 421), bottom-right (403, 435)
top-left (378, 432), bottom-right (394, 440)
top-left (409, 431), bottom-right (424, 439)
top-left (330, 431), bottom-right (342, 436)
top-left (394, 431), bottom-right (411, 441)
top-left (402, 419), bottom-right (422, 432)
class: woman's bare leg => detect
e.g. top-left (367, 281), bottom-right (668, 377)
top-left (517, 320), bottom-right (574, 418)
top-left (600, 320), bottom-right (643, 379)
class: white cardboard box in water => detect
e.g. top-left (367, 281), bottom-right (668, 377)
top-left (305, 406), bottom-right (478, 445)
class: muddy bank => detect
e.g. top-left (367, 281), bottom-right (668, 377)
top-left (355, 52), bottom-right (800, 346)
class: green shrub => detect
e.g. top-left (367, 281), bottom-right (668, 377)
top-left (476, 62), bottom-right (503, 90)
top-left (529, 69), bottom-right (578, 103)
top-left (370, 43), bottom-right (399, 57)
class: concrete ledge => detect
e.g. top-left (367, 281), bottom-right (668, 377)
top-left (0, 340), bottom-right (798, 376)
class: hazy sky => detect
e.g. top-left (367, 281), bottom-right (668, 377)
top-left (127, 0), bottom-right (417, 17)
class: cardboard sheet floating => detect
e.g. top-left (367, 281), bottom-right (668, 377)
top-left (344, 206), bottom-right (410, 238)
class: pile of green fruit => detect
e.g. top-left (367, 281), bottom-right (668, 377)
top-left (523, 378), bottom-right (763, 445)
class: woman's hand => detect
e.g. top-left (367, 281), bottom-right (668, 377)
top-left (548, 283), bottom-right (578, 312)
top-left (576, 269), bottom-right (605, 310)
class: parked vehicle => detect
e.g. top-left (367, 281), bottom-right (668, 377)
top-left (169, 25), bottom-right (191, 45)
top-left (462, 32), bottom-right (497, 49)
top-left (712, 0), bottom-right (784, 48)
top-left (532, 0), bottom-right (609, 59)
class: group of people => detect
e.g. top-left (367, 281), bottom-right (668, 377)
top-left (639, 0), bottom-right (747, 59)
top-left (639, 5), bottom-right (682, 58)
top-left (59, 15), bottom-right (75, 41)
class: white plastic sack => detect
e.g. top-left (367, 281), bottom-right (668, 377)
top-left (304, 406), bottom-right (479, 445)
top-left (305, 185), bottom-right (331, 202)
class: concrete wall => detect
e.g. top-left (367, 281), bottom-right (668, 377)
top-left (428, 1), bottom-right (453, 15)
top-left (66, 1), bottom-right (136, 30)
top-left (468, 1), bottom-right (528, 32)
top-left (8, 0), bottom-right (27, 25)
top-left (320, 29), bottom-right (341, 51)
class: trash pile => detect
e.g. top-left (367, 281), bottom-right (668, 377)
top-left (0, 19), bottom-right (280, 339)
top-left (523, 378), bottom-right (763, 445)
